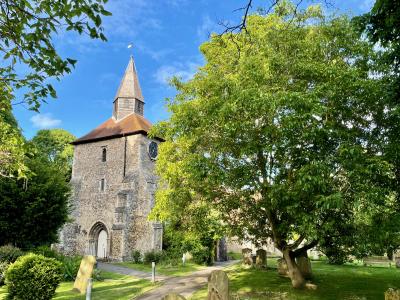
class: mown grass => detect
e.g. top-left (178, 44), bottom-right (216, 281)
top-left (0, 271), bottom-right (158, 300)
top-left (114, 261), bottom-right (207, 277)
top-left (190, 258), bottom-right (400, 300)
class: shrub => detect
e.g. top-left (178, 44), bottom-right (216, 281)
top-left (92, 268), bottom-right (103, 282)
top-left (131, 250), bottom-right (142, 263)
top-left (143, 250), bottom-right (165, 264)
top-left (32, 245), bottom-right (62, 260)
top-left (5, 253), bottom-right (63, 300)
top-left (60, 255), bottom-right (81, 281)
top-left (0, 261), bottom-right (9, 286)
top-left (0, 245), bottom-right (24, 263)
top-left (191, 246), bottom-right (213, 266)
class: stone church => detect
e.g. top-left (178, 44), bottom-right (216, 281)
top-left (58, 56), bottom-right (163, 261)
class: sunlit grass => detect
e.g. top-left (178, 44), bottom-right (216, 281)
top-left (0, 271), bottom-right (158, 300)
top-left (114, 261), bottom-right (207, 277)
top-left (190, 258), bottom-right (400, 300)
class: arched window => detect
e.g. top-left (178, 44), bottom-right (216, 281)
top-left (102, 148), bottom-right (107, 162)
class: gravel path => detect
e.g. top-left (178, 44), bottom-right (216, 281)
top-left (97, 260), bottom-right (238, 299)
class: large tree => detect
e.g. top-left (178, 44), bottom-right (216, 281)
top-left (31, 129), bottom-right (76, 180)
top-left (150, 5), bottom-right (395, 288)
top-left (0, 155), bottom-right (70, 249)
top-left (0, 0), bottom-right (110, 178)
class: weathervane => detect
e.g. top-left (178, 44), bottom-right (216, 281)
top-left (127, 43), bottom-right (134, 57)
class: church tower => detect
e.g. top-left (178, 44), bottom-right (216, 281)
top-left (58, 56), bottom-right (163, 261)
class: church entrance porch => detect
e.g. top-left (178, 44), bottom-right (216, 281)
top-left (88, 222), bottom-right (110, 259)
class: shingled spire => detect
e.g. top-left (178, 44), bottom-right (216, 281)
top-left (113, 56), bottom-right (144, 120)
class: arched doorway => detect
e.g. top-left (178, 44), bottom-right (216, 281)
top-left (89, 222), bottom-right (108, 259)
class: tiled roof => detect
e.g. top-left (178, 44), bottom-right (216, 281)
top-left (72, 113), bottom-right (152, 145)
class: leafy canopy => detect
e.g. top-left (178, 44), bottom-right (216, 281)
top-left (150, 4), bottom-right (395, 287)
top-left (0, 0), bottom-right (110, 178)
top-left (31, 129), bottom-right (76, 179)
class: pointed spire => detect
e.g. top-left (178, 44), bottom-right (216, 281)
top-left (115, 56), bottom-right (144, 102)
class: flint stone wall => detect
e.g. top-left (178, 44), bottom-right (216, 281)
top-left (58, 133), bottom-right (162, 261)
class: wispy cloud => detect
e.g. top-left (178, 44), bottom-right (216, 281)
top-left (30, 113), bottom-right (61, 129)
top-left (154, 60), bottom-right (201, 86)
top-left (197, 15), bottom-right (216, 42)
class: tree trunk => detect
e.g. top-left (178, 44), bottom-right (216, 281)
top-left (282, 249), bottom-right (306, 289)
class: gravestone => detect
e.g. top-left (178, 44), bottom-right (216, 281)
top-left (73, 255), bottom-right (96, 294)
top-left (385, 288), bottom-right (400, 300)
top-left (242, 248), bottom-right (253, 266)
top-left (162, 293), bottom-right (187, 300)
top-left (395, 257), bottom-right (400, 268)
top-left (208, 270), bottom-right (229, 300)
top-left (256, 249), bottom-right (267, 268)
top-left (277, 258), bottom-right (288, 276)
top-left (296, 256), bottom-right (312, 279)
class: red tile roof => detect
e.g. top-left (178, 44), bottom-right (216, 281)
top-left (72, 113), bottom-right (154, 145)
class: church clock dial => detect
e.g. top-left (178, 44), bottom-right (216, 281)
top-left (148, 141), bottom-right (158, 160)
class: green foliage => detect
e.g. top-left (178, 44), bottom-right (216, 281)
top-left (32, 245), bottom-right (61, 260)
top-left (150, 2), bottom-right (397, 287)
top-left (131, 250), bottom-right (142, 263)
top-left (31, 246), bottom-right (82, 282)
top-left (143, 250), bottom-right (165, 264)
top-left (0, 0), bottom-right (110, 178)
top-left (191, 245), bottom-right (213, 266)
top-left (355, 0), bottom-right (400, 257)
top-left (0, 155), bottom-right (70, 248)
top-left (5, 253), bottom-right (63, 300)
top-left (0, 261), bottom-right (9, 286)
top-left (0, 102), bottom-right (29, 179)
top-left (0, 245), bottom-right (24, 263)
top-left (31, 129), bottom-right (76, 180)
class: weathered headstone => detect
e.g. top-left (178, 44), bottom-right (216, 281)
top-left (208, 270), bottom-right (229, 300)
top-left (256, 249), bottom-right (267, 268)
top-left (277, 258), bottom-right (288, 276)
top-left (385, 288), bottom-right (400, 300)
top-left (73, 255), bottom-right (96, 294)
top-left (296, 256), bottom-right (312, 279)
top-left (162, 293), bottom-right (187, 300)
top-left (242, 248), bottom-right (252, 266)
top-left (395, 257), bottom-right (400, 268)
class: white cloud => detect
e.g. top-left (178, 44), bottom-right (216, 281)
top-left (197, 15), bottom-right (216, 41)
top-left (154, 61), bottom-right (201, 86)
top-left (30, 113), bottom-right (61, 129)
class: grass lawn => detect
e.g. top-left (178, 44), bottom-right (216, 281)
top-left (190, 258), bottom-right (400, 300)
top-left (0, 271), bottom-right (158, 300)
top-left (115, 261), bottom-right (207, 277)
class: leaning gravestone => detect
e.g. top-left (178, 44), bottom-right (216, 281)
top-left (208, 270), bottom-right (230, 300)
top-left (296, 256), bottom-right (312, 279)
top-left (242, 248), bottom-right (253, 266)
top-left (256, 249), bottom-right (267, 268)
top-left (277, 258), bottom-right (288, 276)
top-left (73, 255), bottom-right (97, 294)
top-left (162, 293), bottom-right (187, 300)
top-left (385, 288), bottom-right (400, 300)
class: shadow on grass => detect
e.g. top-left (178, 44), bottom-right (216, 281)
top-left (193, 260), bottom-right (400, 300)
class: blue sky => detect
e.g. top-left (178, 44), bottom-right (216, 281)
top-left (13, 0), bottom-right (374, 139)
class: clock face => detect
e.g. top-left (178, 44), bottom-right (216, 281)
top-left (148, 141), bottom-right (158, 160)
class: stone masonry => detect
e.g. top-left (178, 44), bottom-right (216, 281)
top-left (58, 56), bottom-right (163, 261)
